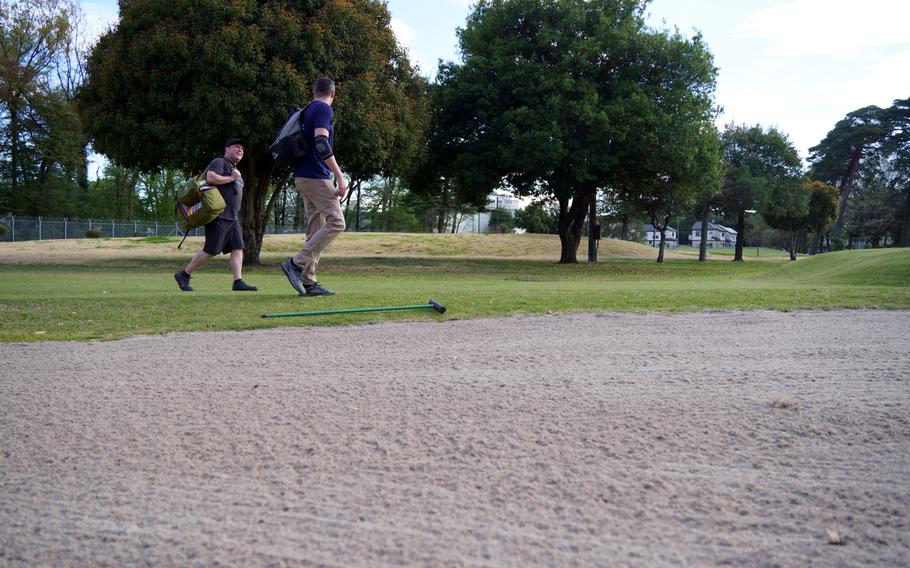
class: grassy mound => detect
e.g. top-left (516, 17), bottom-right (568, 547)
top-left (761, 248), bottom-right (910, 286)
top-left (0, 232), bottom-right (696, 265)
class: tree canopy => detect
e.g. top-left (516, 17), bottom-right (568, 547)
top-left (0, 0), bottom-right (88, 216)
top-left (808, 105), bottom-right (887, 240)
top-left (720, 124), bottom-right (803, 261)
top-left (79, 0), bottom-right (427, 263)
top-left (806, 180), bottom-right (838, 254)
top-left (762, 176), bottom-right (810, 261)
top-left (431, 0), bottom-right (719, 262)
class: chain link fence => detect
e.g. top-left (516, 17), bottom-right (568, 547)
top-left (0, 211), bottom-right (498, 242)
top-left (0, 215), bottom-right (197, 242)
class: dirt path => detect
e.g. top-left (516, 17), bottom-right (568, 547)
top-left (1, 310), bottom-right (908, 566)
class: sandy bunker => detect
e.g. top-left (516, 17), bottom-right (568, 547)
top-left (1, 310), bottom-right (908, 566)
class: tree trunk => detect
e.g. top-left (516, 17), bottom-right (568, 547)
top-left (556, 190), bottom-right (591, 263)
top-left (240, 154), bottom-right (278, 266)
top-left (832, 146), bottom-right (863, 238)
top-left (587, 196), bottom-right (598, 262)
top-left (699, 212), bottom-right (708, 262)
top-left (436, 209), bottom-right (445, 234)
top-left (352, 181), bottom-right (360, 231)
top-left (657, 228), bottom-right (666, 263)
top-left (620, 213), bottom-right (629, 241)
top-left (809, 224), bottom-right (821, 255)
top-left (788, 232), bottom-right (797, 261)
top-left (9, 107), bottom-right (20, 194)
top-left (733, 211), bottom-right (745, 261)
top-left (79, 144), bottom-right (90, 193)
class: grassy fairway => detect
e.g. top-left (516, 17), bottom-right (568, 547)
top-left (674, 245), bottom-right (792, 258)
top-left (0, 235), bottom-right (908, 341)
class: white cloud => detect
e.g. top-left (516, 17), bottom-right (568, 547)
top-left (80, 1), bottom-right (119, 45)
top-left (822, 49), bottom-right (910, 111)
top-left (738, 0), bottom-right (910, 56)
top-left (391, 17), bottom-right (416, 49)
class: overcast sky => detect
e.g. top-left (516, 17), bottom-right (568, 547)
top-left (82, 0), bottom-right (910, 163)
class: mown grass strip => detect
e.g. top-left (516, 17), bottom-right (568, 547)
top-left (1, 247), bottom-right (908, 342)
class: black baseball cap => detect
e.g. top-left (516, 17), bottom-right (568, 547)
top-left (224, 138), bottom-right (246, 148)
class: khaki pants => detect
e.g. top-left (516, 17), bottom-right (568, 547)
top-left (292, 177), bottom-right (345, 285)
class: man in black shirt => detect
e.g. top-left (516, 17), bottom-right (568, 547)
top-left (175, 138), bottom-right (257, 292)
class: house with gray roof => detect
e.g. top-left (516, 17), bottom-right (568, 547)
top-left (642, 224), bottom-right (678, 248)
top-left (689, 222), bottom-right (737, 248)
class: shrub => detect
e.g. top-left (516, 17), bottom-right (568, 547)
top-left (86, 228), bottom-right (102, 238)
top-left (0, 224), bottom-right (8, 237)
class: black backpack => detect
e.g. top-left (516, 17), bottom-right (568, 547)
top-left (269, 103), bottom-right (313, 167)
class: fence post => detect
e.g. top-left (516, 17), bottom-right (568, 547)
top-left (88, 218), bottom-right (92, 230)
top-left (64, 217), bottom-right (68, 239)
top-left (38, 216), bottom-right (42, 240)
top-left (155, 221), bottom-right (158, 236)
top-left (10, 214), bottom-right (14, 242)
top-left (112, 219), bottom-right (115, 238)
top-left (134, 220), bottom-right (138, 236)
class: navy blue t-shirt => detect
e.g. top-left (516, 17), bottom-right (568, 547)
top-left (206, 157), bottom-right (242, 221)
top-left (293, 101), bottom-right (334, 179)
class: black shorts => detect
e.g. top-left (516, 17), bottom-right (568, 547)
top-left (203, 218), bottom-right (244, 256)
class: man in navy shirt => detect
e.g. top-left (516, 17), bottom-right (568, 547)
top-left (281, 77), bottom-right (348, 296)
top-left (175, 138), bottom-right (257, 292)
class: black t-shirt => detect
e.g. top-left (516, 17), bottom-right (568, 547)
top-left (207, 157), bottom-right (243, 220)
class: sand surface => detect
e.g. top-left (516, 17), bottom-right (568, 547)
top-left (1, 310), bottom-right (908, 566)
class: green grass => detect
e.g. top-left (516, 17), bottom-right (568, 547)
top-left (1, 246), bottom-right (908, 342)
top-left (674, 245), bottom-right (791, 258)
top-left (136, 236), bottom-right (180, 244)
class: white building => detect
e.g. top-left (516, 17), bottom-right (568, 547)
top-left (642, 224), bottom-right (678, 248)
top-left (689, 221), bottom-right (737, 248)
top-left (459, 191), bottom-right (528, 233)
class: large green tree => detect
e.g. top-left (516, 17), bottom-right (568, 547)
top-left (761, 176), bottom-right (810, 261)
top-left (79, 0), bottom-right (426, 264)
top-left (882, 97), bottom-right (910, 246)
top-left (611, 30), bottom-right (721, 262)
top-left (403, 83), bottom-right (482, 234)
top-left (0, 0), bottom-right (88, 215)
top-left (806, 180), bottom-right (838, 254)
top-left (719, 124), bottom-right (803, 261)
top-left (433, 0), bottom-right (718, 263)
top-left (844, 150), bottom-right (903, 248)
top-left (808, 105), bottom-right (887, 240)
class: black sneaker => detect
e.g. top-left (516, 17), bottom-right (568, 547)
top-left (303, 282), bottom-right (335, 296)
top-left (281, 258), bottom-right (307, 295)
top-left (174, 271), bottom-right (193, 292)
top-left (232, 279), bottom-right (257, 291)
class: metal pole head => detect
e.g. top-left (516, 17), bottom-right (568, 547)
top-left (428, 299), bottom-right (446, 314)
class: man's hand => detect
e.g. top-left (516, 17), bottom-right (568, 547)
top-left (231, 169), bottom-right (242, 181)
top-left (335, 176), bottom-right (348, 198)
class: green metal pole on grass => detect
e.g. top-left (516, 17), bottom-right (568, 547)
top-left (262, 299), bottom-right (446, 318)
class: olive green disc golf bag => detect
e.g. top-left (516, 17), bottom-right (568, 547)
top-left (175, 173), bottom-right (226, 248)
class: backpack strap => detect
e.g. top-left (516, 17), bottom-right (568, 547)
top-left (297, 101), bottom-right (316, 130)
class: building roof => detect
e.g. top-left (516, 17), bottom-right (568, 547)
top-left (642, 224), bottom-right (676, 232)
top-left (689, 221), bottom-right (737, 234)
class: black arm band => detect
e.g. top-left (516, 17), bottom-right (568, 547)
top-left (314, 135), bottom-right (333, 160)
